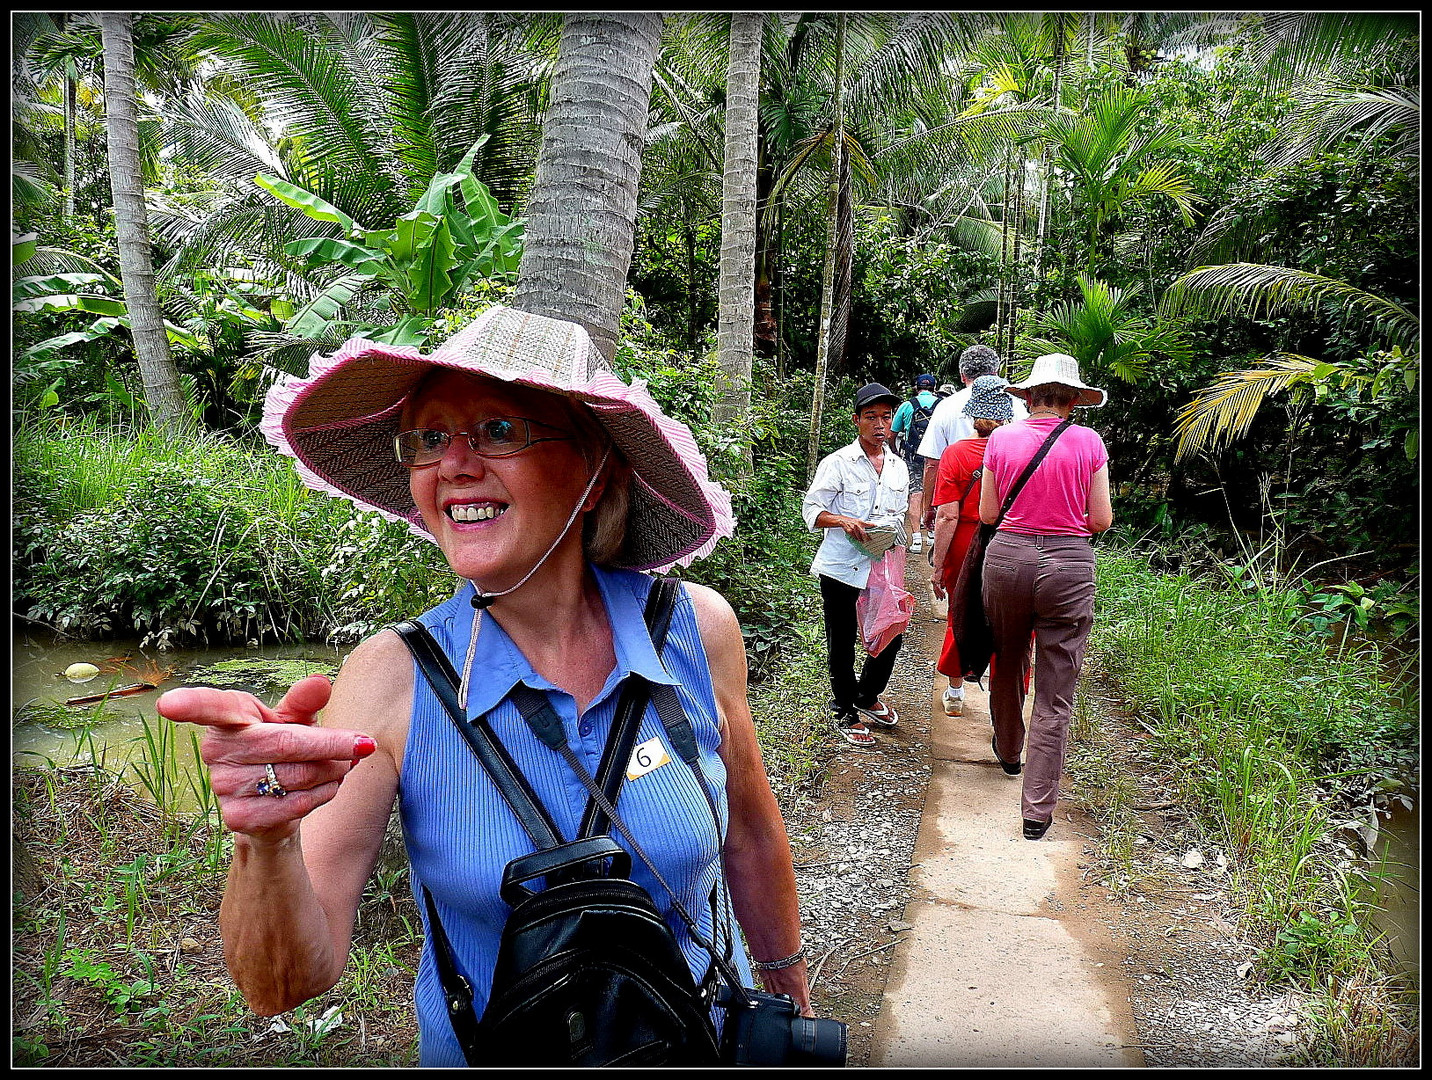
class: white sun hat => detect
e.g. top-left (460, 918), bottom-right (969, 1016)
top-left (1004, 353), bottom-right (1107, 408)
top-left (260, 304), bottom-right (735, 571)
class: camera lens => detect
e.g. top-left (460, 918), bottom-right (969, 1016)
top-left (788, 1016), bottom-right (848, 1065)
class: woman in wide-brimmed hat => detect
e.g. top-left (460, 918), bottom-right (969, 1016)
top-left (977, 354), bottom-right (1113, 841)
top-left (157, 306), bottom-right (811, 1064)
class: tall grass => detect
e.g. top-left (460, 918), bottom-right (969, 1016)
top-left (1083, 545), bottom-right (1419, 1063)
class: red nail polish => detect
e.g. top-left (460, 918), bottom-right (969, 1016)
top-left (352, 735), bottom-right (377, 761)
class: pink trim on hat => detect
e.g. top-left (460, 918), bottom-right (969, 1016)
top-left (259, 315), bottom-right (736, 571)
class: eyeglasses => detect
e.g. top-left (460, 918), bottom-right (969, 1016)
top-left (393, 416), bottom-right (572, 467)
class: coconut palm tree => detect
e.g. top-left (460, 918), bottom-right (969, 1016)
top-left (1162, 264), bottom-right (1419, 462)
top-left (715, 12), bottom-right (763, 474)
top-left (512, 12), bottom-right (664, 361)
top-left (98, 11), bottom-right (189, 431)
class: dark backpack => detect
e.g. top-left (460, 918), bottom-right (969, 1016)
top-left (392, 578), bottom-right (730, 1067)
top-left (903, 391), bottom-right (943, 461)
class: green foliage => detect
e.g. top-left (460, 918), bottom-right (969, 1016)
top-left (13, 414), bottom-right (454, 647)
top-left (1089, 544), bottom-right (1417, 990)
top-left (846, 214), bottom-right (999, 384)
top-left (256, 136), bottom-right (524, 348)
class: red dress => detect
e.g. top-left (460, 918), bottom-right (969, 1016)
top-left (931, 438), bottom-right (1031, 686)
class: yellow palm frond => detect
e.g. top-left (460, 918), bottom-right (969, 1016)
top-left (1173, 353), bottom-right (1326, 463)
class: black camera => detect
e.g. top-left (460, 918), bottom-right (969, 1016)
top-left (716, 984), bottom-right (848, 1067)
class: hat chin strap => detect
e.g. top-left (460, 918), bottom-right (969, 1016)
top-left (456, 444), bottom-right (612, 712)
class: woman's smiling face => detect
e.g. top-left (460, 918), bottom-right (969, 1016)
top-left (404, 370), bottom-right (597, 589)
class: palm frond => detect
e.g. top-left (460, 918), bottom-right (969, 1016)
top-left (1264, 84), bottom-right (1420, 169)
top-left (1173, 352), bottom-right (1329, 462)
top-left (1161, 263), bottom-right (1419, 352)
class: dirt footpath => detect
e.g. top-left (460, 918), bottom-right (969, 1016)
top-left (795, 546), bottom-right (1309, 1068)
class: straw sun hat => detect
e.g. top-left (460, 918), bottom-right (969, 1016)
top-left (260, 305), bottom-right (735, 571)
top-left (1004, 353), bottom-right (1107, 408)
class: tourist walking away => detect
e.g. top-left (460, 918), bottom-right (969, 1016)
top-left (888, 373), bottom-right (944, 553)
top-left (979, 354), bottom-right (1113, 841)
top-left (928, 375), bottom-right (1014, 719)
top-left (802, 383), bottom-right (911, 748)
top-left (157, 306), bottom-right (835, 1067)
top-left (916, 345), bottom-right (1028, 538)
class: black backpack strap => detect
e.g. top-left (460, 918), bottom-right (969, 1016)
top-left (420, 884), bottom-right (481, 1064)
top-left (577, 575), bottom-right (681, 839)
top-left (392, 620), bottom-right (565, 851)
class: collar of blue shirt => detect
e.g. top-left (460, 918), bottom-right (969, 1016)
top-left (459, 565), bottom-right (681, 720)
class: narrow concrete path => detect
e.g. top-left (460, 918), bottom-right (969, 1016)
top-left (867, 572), bottom-right (1143, 1067)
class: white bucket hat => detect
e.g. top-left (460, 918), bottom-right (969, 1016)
top-left (1005, 353), bottom-right (1106, 408)
top-left (260, 305), bottom-right (735, 571)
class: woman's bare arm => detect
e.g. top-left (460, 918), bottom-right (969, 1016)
top-left (159, 630), bottom-right (411, 1014)
top-left (685, 582), bottom-right (812, 1015)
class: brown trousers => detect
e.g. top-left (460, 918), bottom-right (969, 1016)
top-left (981, 532), bottom-right (1096, 822)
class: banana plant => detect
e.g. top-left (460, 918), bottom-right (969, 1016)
top-left (255, 136), bottom-right (524, 348)
top-left (13, 260), bottom-right (204, 361)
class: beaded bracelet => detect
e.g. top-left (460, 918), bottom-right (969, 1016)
top-left (750, 945), bottom-right (807, 972)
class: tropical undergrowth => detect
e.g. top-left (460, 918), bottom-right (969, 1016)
top-left (11, 718), bottom-right (423, 1067)
top-left (13, 412), bottom-right (457, 648)
top-left (1075, 541), bottom-right (1418, 1065)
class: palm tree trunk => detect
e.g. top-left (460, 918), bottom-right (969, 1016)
top-left (1033, 12), bottom-right (1067, 281)
top-left (99, 11), bottom-right (189, 432)
top-left (805, 12), bottom-right (845, 485)
top-left (996, 144), bottom-right (1014, 350)
top-left (512, 12), bottom-right (663, 366)
top-left (716, 11), bottom-right (762, 477)
top-left (1006, 147), bottom-right (1027, 359)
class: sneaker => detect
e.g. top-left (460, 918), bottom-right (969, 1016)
top-left (942, 687), bottom-right (964, 716)
top-left (926, 529), bottom-right (935, 544)
top-left (909, 531), bottom-right (923, 553)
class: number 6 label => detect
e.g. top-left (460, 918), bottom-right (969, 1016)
top-left (626, 735), bottom-right (671, 781)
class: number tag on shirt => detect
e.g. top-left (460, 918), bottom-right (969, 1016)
top-left (626, 735), bottom-right (671, 781)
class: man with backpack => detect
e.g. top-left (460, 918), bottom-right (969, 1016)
top-left (888, 373), bottom-right (945, 553)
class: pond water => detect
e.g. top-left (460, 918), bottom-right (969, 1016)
top-left (12, 630), bottom-right (354, 810)
top-left (1371, 800), bottom-right (1419, 979)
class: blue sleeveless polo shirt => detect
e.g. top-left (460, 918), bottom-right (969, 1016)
top-left (399, 565), bottom-right (755, 1066)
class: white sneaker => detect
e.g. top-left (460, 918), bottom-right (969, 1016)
top-left (942, 687), bottom-right (964, 716)
top-left (909, 532), bottom-right (923, 553)
top-left (926, 529), bottom-right (935, 544)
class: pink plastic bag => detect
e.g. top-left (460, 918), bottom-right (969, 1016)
top-left (856, 547), bottom-right (916, 657)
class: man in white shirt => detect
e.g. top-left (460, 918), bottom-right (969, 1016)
top-left (802, 383), bottom-right (909, 748)
top-left (915, 344), bottom-right (1027, 533)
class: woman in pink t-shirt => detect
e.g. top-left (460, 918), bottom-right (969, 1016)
top-left (977, 354), bottom-right (1114, 840)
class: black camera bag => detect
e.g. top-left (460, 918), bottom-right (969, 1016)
top-left (392, 577), bottom-right (728, 1067)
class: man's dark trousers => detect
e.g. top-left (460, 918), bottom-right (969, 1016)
top-left (819, 574), bottom-right (903, 715)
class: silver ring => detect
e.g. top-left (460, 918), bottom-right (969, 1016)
top-left (256, 763), bottom-right (288, 798)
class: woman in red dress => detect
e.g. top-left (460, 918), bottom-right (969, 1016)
top-left (929, 375), bottom-right (1013, 717)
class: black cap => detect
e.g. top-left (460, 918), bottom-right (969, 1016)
top-left (853, 383), bottom-right (900, 413)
